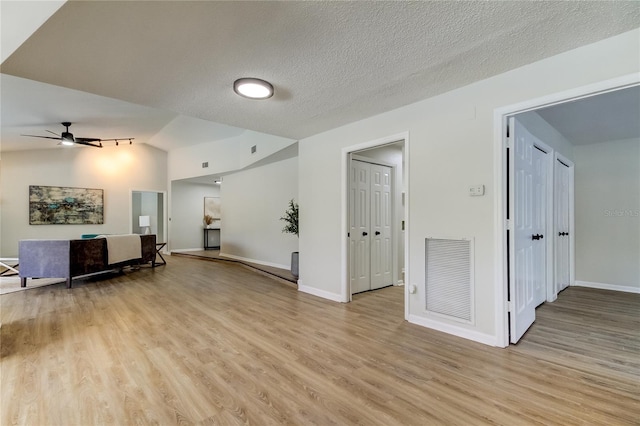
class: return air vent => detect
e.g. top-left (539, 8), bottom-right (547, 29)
top-left (425, 237), bottom-right (473, 323)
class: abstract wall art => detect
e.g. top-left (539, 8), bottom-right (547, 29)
top-left (29, 185), bottom-right (104, 225)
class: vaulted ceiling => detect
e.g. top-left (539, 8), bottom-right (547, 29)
top-left (1, 1), bottom-right (639, 152)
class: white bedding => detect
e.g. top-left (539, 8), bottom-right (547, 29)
top-left (97, 234), bottom-right (142, 265)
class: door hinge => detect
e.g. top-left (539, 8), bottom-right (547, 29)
top-left (507, 301), bottom-right (513, 312)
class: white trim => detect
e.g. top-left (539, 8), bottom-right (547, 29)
top-left (573, 281), bottom-right (640, 294)
top-left (171, 248), bottom-right (205, 253)
top-left (298, 282), bottom-right (347, 302)
top-left (218, 253), bottom-right (289, 270)
top-left (494, 73), bottom-right (640, 348)
top-left (407, 314), bottom-right (498, 346)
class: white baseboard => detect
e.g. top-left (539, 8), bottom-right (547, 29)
top-left (407, 314), bottom-right (498, 346)
top-left (170, 248), bottom-right (204, 253)
top-left (573, 280), bottom-right (640, 294)
top-left (218, 253), bottom-right (289, 271)
top-left (297, 282), bottom-right (347, 303)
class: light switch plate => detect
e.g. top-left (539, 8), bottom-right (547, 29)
top-left (469, 184), bottom-right (485, 196)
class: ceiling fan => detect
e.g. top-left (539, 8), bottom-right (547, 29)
top-left (22, 122), bottom-right (134, 148)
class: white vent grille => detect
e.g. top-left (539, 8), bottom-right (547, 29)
top-left (425, 238), bottom-right (473, 322)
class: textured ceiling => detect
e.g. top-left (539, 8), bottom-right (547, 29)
top-left (1, 1), bottom-right (639, 151)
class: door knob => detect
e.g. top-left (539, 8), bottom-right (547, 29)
top-left (375, 231), bottom-right (381, 235)
top-left (532, 234), bottom-right (543, 240)
top-left (362, 231), bottom-right (368, 236)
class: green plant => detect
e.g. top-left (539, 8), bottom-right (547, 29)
top-left (280, 199), bottom-right (299, 236)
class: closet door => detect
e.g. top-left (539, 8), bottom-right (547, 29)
top-left (555, 159), bottom-right (571, 292)
top-left (370, 164), bottom-right (393, 290)
top-left (532, 146), bottom-right (549, 307)
top-left (350, 159), bottom-right (394, 294)
top-left (350, 160), bottom-right (371, 294)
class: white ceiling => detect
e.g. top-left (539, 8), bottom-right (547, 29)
top-left (536, 86), bottom-right (640, 146)
top-left (1, 1), bottom-right (639, 153)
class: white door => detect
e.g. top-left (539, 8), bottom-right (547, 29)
top-left (370, 164), bottom-right (393, 290)
top-left (532, 146), bottom-right (548, 307)
top-left (555, 159), bottom-right (571, 292)
top-left (509, 117), bottom-right (545, 343)
top-left (350, 160), bottom-right (371, 294)
top-left (349, 159), bottom-right (393, 294)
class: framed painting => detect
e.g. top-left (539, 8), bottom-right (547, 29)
top-left (204, 197), bottom-right (221, 220)
top-left (29, 185), bottom-right (104, 225)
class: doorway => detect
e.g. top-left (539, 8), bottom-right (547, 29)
top-left (131, 190), bottom-right (167, 244)
top-left (496, 75), bottom-right (639, 346)
top-left (344, 136), bottom-right (407, 310)
top-left (349, 157), bottom-right (394, 293)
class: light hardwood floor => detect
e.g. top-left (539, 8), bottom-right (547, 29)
top-left (1, 256), bottom-right (638, 425)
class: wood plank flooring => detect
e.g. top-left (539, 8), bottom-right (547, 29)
top-left (172, 250), bottom-right (298, 285)
top-left (1, 256), bottom-right (638, 425)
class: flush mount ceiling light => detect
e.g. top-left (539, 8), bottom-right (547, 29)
top-left (233, 78), bottom-right (274, 100)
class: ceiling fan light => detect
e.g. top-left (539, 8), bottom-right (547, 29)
top-left (61, 140), bottom-right (74, 146)
top-left (233, 78), bottom-right (274, 99)
top-left (61, 131), bottom-right (74, 142)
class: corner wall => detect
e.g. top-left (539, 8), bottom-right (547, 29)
top-left (220, 156), bottom-right (298, 269)
top-left (0, 144), bottom-right (167, 256)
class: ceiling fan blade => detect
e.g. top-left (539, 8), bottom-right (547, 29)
top-left (21, 134), bottom-right (62, 140)
top-left (46, 130), bottom-right (60, 136)
top-left (75, 137), bottom-right (101, 142)
top-left (74, 140), bottom-right (103, 148)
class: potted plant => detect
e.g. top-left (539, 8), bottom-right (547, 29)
top-left (280, 199), bottom-right (299, 278)
top-left (203, 214), bottom-right (214, 229)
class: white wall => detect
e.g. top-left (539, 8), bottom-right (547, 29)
top-left (574, 138), bottom-right (640, 289)
top-left (297, 29), bottom-right (640, 345)
top-left (169, 180), bottom-right (220, 251)
top-left (220, 156), bottom-right (298, 269)
top-left (168, 130), bottom-right (296, 181)
top-left (0, 144), bottom-right (167, 256)
top-left (515, 111), bottom-right (574, 160)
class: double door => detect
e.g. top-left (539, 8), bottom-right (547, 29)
top-left (509, 117), bottom-right (574, 344)
top-left (349, 159), bottom-right (393, 294)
